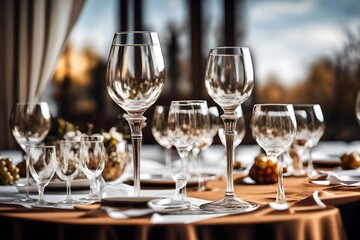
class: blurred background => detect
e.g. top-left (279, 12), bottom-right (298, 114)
top-left (20, 0), bottom-right (360, 145)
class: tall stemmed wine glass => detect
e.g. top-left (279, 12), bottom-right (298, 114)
top-left (201, 47), bottom-right (258, 213)
top-left (148, 101), bottom-right (209, 210)
top-left (251, 104), bottom-right (297, 208)
top-left (293, 104), bottom-right (325, 179)
top-left (355, 91), bottom-right (360, 125)
top-left (152, 106), bottom-right (172, 178)
top-left (9, 102), bottom-right (51, 203)
top-left (106, 31), bottom-right (165, 196)
top-left (192, 106), bottom-right (220, 191)
top-left (28, 145), bottom-right (57, 207)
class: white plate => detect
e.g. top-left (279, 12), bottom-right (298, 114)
top-left (101, 196), bottom-right (160, 207)
top-left (127, 173), bottom-right (220, 187)
top-left (15, 178), bottom-right (90, 193)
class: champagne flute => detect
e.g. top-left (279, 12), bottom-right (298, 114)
top-left (293, 104), bottom-right (325, 179)
top-left (56, 141), bottom-right (81, 205)
top-left (151, 106), bottom-right (172, 178)
top-left (9, 102), bottom-right (51, 203)
top-left (251, 104), bottom-right (297, 208)
top-left (106, 31), bottom-right (165, 196)
top-left (80, 136), bottom-right (105, 201)
top-left (28, 145), bottom-right (57, 207)
top-left (355, 91), bottom-right (360, 125)
top-left (201, 47), bottom-right (258, 213)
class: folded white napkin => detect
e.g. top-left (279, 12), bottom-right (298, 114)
top-left (326, 170), bottom-right (360, 186)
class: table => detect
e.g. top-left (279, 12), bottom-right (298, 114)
top-left (1, 143), bottom-right (360, 240)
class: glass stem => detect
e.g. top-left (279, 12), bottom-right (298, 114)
top-left (307, 147), bottom-right (316, 178)
top-left (176, 149), bottom-right (189, 200)
top-left (276, 154), bottom-right (286, 205)
top-left (38, 185), bottom-right (45, 203)
top-left (221, 113), bottom-right (238, 197)
top-left (193, 147), bottom-right (205, 192)
top-left (164, 147), bottom-right (172, 178)
top-left (90, 178), bottom-right (96, 196)
top-left (91, 177), bottom-right (102, 199)
top-left (25, 150), bottom-right (30, 199)
top-left (127, 115), bottom-right (146, 197)
top-left (66, 181), bottom-right (72, 201)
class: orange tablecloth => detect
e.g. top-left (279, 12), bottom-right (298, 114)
top-left (1, 175), bottom-right (359, 240)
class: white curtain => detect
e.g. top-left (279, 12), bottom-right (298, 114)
top-left (0, 0), bottom-right (85, 149)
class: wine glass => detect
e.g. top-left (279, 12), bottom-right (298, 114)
top-left (189, 101), bottom-right (211, 191)
top-left (149, 101), bottom-right (208, 210)
top-left (201, 47), bottom-right (258, 213)
top-left (106, 31), bottom-right (165, 196)
top-left (28, 145), bottom-right (57, 207)
top-left (9, 102), bottom-right (51, 203)
top-left (251, 104), bottom-right (297, 208)
top-left (56, 141), bottom-right (81, 205)
top-left (80, 136), bottom-right (105, 201)
top-left (292, 106), bottom-right (310, 176)
top-left (355, 91), bottom-right (360, 125)
top-left (191, 106), bottom-right (220, 191)
top-left (292, 104), bottom-right (325, 179)
top-left (151, 106), bottom-right (172, 178)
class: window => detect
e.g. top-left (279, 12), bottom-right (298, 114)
top-left (44, 0), bottom-right (360, 143)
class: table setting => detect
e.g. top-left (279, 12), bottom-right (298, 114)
top-left (1, 30), bottom-right (360, 240)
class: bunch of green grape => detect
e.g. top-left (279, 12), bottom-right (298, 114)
top-left (0, 158), bottom-right (20, 185)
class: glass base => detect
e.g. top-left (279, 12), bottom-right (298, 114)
top-left (148, 198), bottom-right (191, 212)
top-left (307, 169), bottom-right (320, 179)
top-left (80, 195), bottom-right (100, 203)
top-left (13, 197), bottom-right (37, 204)
top-left (58, 198), bottom-right (82, 205)
top-left (32, 201), bottom-right (58, 208)
top-left (292, 169), bottom-right (306, 177)
top-left (269, 202), bottom-right (289, 210)
top-left (200, 195), bottom-right (258, 214)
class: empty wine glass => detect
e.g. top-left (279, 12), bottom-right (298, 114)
top-left (355, 91), bottom-right (360, 125)
top-left (149, 101), bottom-right (208, 210)
top-left (9, 102), bottom-right (51, 203)
top-left (28, 145), bottom-right (57, 207)
top-left (292, 106), bottom-right (310, 176)
top-left (80, 136), bottom-right (105, 201)
top-left (191, 106), bottom-right (220, 191)
top-left (251, 104), bottom-right (297, 208)
top-left (106, 31), bottom-right (165, 196)
top-left (201, 47), bottom-right (258, 213)
top-left (188, 101), bottom-right (211, 191)
top-left (56, 141), bottom-right (81, 205)
top-left (152, 106), bottom-right (172, 178)
top-left (292, 104), bottom-right (325, 179)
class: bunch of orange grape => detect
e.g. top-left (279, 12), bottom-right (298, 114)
top-left (0, 158), bottom-right (20, 185)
